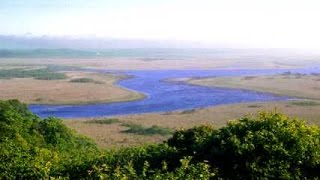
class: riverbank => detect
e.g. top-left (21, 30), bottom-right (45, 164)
top-left (0, 71), bottom-right (145, 105)
top-left (175, 72), bottom-right (320, 100)
top-left (65, 100), bottom-right (320, 148)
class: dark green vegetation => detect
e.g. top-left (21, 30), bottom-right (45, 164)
top-left (247, 104), bottom-right (263, 108)
top-left (243, 76), bottom-right (257, 80)
top-left (0, 100), bottom-right (97, 179)
top-left (122, 123), bottom-right (173, 136)
top-left (70, 77), bottom-right (104, 84)
top-left (180, 109), bottom-right (196, 114)
top-left (0, 68), bottom-right (66, 80)
top-left (70, 77), bottom-right (95, 83)
top-left (292, 101), bottom-right (320, 106)
top-left (85, 118), bottom-right (120, 124)
top-left (1, 100), bottom-right (319, 179)
top-left (86, 118), bottom-right (173, 136)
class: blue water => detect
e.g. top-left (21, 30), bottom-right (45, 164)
top-left (29, 68), bottom-right (320, 119)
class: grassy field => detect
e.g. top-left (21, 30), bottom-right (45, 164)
top-left (0, 55), bottom-right (315, 70)
top-left (65, 100), bottom-right (320, 148)
top-left (0, 71), bottom-right (145, 104)
top-left (65, 119), bottom-right (168, 148)
top-left (182, 73), bottom-right (320, 100)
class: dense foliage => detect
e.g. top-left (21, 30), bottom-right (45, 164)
top-left (0, 100), bottom-right (319, 179)
top-left (0, 100), bottom-right (98, 178)
top-left (121, 123), bottom-right (173, 136)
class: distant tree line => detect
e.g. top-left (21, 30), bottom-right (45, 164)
top-left (0, 68), bottom-right (66, 80)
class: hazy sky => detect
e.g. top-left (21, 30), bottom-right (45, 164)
top-left (1, 0), bottom-right (320, 48)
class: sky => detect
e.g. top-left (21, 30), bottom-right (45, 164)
top-left (1, 0), bottom-right (320, 48)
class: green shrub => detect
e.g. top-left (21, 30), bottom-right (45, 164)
top-left (247, 104), bottom-right (263, 108)
top-left (70, 78), bottom-right (95, 83)
top-left (85, 118), bottom-right (120, 124)
top-left (70, 77), bottom-right (104, 84)
top-left (180, 109), bottom-right (196, 114)
top-left (89, 156), bottom-right (216, 179)
top-left (243, 76), bottom-right (257, 80)
top-left (37, 117), bottom-right (74, 146)
top-left (292, 101), bottom-right (320, 106)
top-left (203, 112), bottom-right (320, 179)
top-left (168, 125), bottom-right (216, 155)
top-left (122, 123), bottom-right (173, 136)
top-left (0, 99), bottom-right (40, 143)
top-left (96, 144), bottom-right (179, 173)
top-left (0, 100), bottom-right (98, 179)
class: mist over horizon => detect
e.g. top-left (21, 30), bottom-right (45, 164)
top-left (2, 0), bottom-right (320, 49)
top-left (2, 35), bottom-right (320, 53)
top-left (0, 34), bottom-right (225, 49)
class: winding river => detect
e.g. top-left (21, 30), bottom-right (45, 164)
top-left (29, 68), bottom-right (319, 119)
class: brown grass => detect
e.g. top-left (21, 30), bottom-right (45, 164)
top-left (65, 101), bottom-right (320, 148)
top-left (186, 74), bottom-right (320, 100)
top-left (0, 71), bottom-right (144, 104)
top-left (0, 57), bottom-right (309, 70)
top-left (65, 120), bottom-right (167, 148)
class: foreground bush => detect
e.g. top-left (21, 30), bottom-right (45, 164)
top-left (207, 112), bottom-right (319, 179)
top-left (0, 100), bottom-right (319, 179)
top-left (168, 112), bottom-right (319, 179)
top-left (0, 100), bottom-right (98, 179)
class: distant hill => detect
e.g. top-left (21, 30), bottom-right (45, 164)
top-left (0, 35), bottom-right (230, 58)
top-left (1, 35), bottom-right (320, 61)
top-left (0, 48), bottom-right (236, 59)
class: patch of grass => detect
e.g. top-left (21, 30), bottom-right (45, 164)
top-left (291, 101), bottom-right (320, 106)
top-left (0, 68), bottom-right (66, 80)
top-left (69, 78), bottom-right (104, 84)
top-left (243, 76), bottom-right (257, 80)
top-left (85, 118), bottom-right (120, 124)
top-left (70, 78), bottom-right (95, 83)
top-left (161, 111), bottom-right (173, 115)
top-left (247, 104), bottom-right (263, 108)
top-left (34, 98), bottom-right (44, 102)
top-left (94, 81), bottom-right (105, 84)
top-left (281, 71), bottom-right (292, 75)
top-left (281, 72), bottom-right (307, 79)
top-left (122, 123), bottom-right (173, 136)
top-left (180, 109), bottom-right (196, 114)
